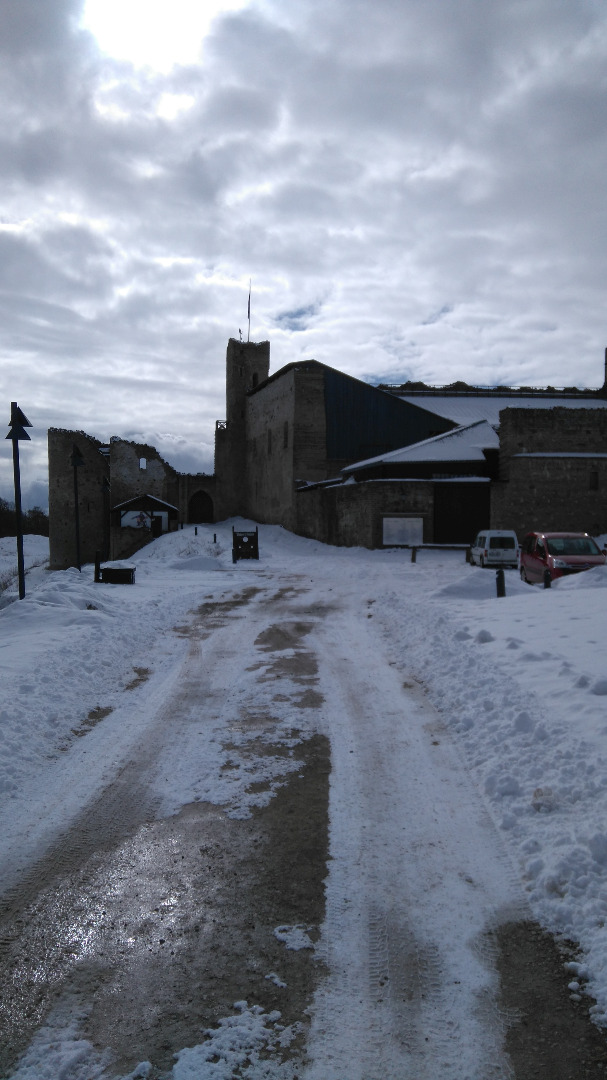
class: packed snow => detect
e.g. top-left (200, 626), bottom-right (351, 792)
top-left (2, 522), bottom-right (607, 1077)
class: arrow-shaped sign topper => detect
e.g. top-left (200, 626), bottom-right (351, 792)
top-left (6, 402), bottom-right (32, 441)
top-left (11, 403), bottom-right (32, 427)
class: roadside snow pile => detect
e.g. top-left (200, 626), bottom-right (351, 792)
top-left (0, 530), bottom-right (225, 799)
top-left (0, 534), bottom-right (49, 606)
top-left (554, 563), bottom-right (607, 590)
top-left (432, 565), bottom-right (529, 600)
top-left (375, 549), bottom-right (607, 1026)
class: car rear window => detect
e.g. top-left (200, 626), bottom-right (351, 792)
top-left (489, 536), bottom-right (515, 548)
top-left (546, 536), bottom-right (600, 556)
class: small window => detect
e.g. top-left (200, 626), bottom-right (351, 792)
top-left (139, 457), bottom-right (147, 470)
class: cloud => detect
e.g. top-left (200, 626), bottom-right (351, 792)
top-left (1, 0), bottom-right (607, 500)
top-left (274, 301), bottom-right (322, 332)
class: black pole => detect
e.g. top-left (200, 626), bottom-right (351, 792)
top-left (12, 436), bottom-right (25, 600)
top-left (496, 568), bottom-right (506, 598)
top-left (73, 460), bottom-right (81, 572)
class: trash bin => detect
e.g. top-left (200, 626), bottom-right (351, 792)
top-left (99, 565), bottom-right (136, 584)
top-left (232, 527), bottom-right (259, 563)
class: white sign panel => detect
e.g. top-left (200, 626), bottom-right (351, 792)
top-left (121, 510), bottom-right (168, 532)
top-left (382, 516), bottom-right (423, 546)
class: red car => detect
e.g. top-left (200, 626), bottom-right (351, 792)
top-left (519, 532), bottom-right (606, 584)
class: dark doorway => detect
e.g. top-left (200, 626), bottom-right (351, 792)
top-left (189, 490), bottom-right (214, 523)
top-left (433, 482), bottom-right (489, 544)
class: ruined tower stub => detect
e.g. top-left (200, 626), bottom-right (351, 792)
top-left (214, 337), bottom-right (270, 517)
top-left (226, 337), bottom-right (270, 422)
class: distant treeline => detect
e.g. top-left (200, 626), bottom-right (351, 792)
top-left (0, 498), bottom-right (49, 538)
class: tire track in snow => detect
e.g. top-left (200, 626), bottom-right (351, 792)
top-left (303, 607), bottom-right (526, 1079)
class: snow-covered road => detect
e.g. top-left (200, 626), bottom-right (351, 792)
top-left (2, 524), bottom-right (607, 1078)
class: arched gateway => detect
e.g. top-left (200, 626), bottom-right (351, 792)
top-left (188, 490), bottom-right (214, 523)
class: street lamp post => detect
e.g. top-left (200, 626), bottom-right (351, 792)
top-left (70, 443), bottom-right (85, 572)
top-left (5, 402), bottom-right (32, 600)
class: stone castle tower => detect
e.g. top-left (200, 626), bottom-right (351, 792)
top-left (214, 337), bottom-right (270, 518)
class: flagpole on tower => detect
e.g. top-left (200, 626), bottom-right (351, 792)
top-left (247, 280), bottom-right (251, 342)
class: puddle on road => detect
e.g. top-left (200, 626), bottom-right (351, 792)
top-left (173, 586), bottom-right (262, 639)
top-left (0, 735), bottom-right (330, 1079)
top-left (255, 621), bottom-right (314, 652)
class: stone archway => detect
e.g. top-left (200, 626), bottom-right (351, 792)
top-left (188, 490), bottom-right (214, 523)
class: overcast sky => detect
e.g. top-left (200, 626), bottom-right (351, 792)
top-left (2, 0), bottom-right (607, 505)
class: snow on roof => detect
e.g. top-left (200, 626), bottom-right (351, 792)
top-left (344, 420), bottom-right (499, 472)
top-left (395, 395), bottom-right (607, 426)
top-left (112, 493), bottom-right (179, 511)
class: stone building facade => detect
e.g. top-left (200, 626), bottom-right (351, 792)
top-left (48, 429), bottom-right (216, 569)
top-left (48, 337), bottom-right (607, 569)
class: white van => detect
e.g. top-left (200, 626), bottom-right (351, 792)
top-left (470, 530), bottom-right (519, 568)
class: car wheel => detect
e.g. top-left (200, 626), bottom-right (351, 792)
top-left (520, 567), bottom-right (531, 584)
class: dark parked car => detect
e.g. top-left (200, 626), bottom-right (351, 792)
top-left (519, 532), bottom-right (606, 584)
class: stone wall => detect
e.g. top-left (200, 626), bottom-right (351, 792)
top-left (48, 428), bottom-right (110, 570)
top-left (492, 408), bottom-right (607, 537)
top-left (178, 473), bottom-right (217, 523)
top-left (296, 479), bottom-right (435, 548)
top-left (292, 366), bottom-right (329, 481)
top-left (110, 525), bottom-right (158, 561)
top-left (245, 367), bottom-right (296, 528)
top-left (491, 457), bottom-right (607, 537)
top-left (109, 439), bottom-right (180, 509)
top-left (498, 407), bottom-right (607, 476)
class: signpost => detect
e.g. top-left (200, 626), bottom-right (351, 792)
top-left (5, 402), bottom-right (32, 600)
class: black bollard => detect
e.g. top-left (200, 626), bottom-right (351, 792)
top-left (543, 569), bottom-right (552, 589)
top-left (195, 527), bottom-right (198, 535)
top-left (496, 568), bottom-right (506, 597)
top-left (411, 547), bottom-right (417, 563)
